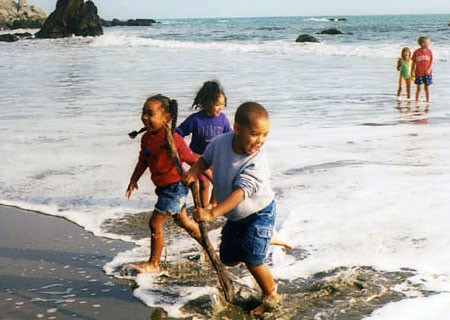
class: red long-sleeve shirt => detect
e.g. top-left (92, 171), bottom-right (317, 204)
top-left (132, 128), bottom-right (197, 187)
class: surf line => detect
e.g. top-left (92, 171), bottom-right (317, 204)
top-left (163, 124), bottom-right (235, 303)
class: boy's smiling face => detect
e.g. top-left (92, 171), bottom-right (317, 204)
top-left (233, 116), bottom-right (270, 155)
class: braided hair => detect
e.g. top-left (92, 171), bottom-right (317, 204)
top-left (128, 94), bottom-right (178, 138)
top-left (191, 80), bottom-right (227, 110)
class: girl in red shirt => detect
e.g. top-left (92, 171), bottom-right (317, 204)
top-left (126, 94), bottom-right (201, 273)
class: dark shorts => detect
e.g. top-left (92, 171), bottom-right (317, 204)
top-left (415, 75), bottom-right (432, 86)
top-left (220, 201), bottom-right (276, 266)
top-left (154, 182), bottom-right (188, 215)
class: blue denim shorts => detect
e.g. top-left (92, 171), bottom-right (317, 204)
top-left (154, 182), bottom-right (188, 215)
top-left (415, 75), bottom-right (432, 86)
top-left (220, 201), bottom-right (276, 266)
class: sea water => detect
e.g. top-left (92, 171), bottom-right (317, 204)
top-left (1, 14), bottom-right (450, 319)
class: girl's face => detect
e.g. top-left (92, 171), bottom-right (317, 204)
top-left (402, 50), bottom-right (411, 59)
top-left (141, 100), bottom-right (170, 133)
top-left (205, 93), bottom-right (225, 117)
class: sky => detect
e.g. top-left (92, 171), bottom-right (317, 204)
top-left (30, 0), bottom-right (450, 19)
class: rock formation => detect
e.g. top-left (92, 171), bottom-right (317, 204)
top-left (101, 18), bottom-right (157, 27)
top-left (328, 18), bottom-right (347, 22)
top-left (319, 28), bottom-right (343, 35)
top-left (0, 30), bottom-right (32, 41)
top-left (296, 34), bottom-right (319, 43)
top-left (36, 0), bottom-right (103, 38)
top-left (0, 33), bottom-right (18, 41)
top-left (0, 0), bottom-right (46, 29)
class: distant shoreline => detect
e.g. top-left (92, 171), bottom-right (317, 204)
top-left (97, 13), bottom-right (450, 21)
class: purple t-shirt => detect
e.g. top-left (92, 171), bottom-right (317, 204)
top-left (176, 111), bottom-right (232, 154)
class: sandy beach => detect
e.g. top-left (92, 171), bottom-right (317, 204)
top-left (0, 205), bottom-right (160, 320)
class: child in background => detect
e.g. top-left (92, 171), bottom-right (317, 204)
top-left (183, 102), bottom-right (282, 315)
top-left (396, 47), bottom-right (413, 100)
top-left (411, 36), bottom-right (433, 103)
top-left (177, 80), bottom-right (232, 207)
top-left (126, 94), bottom-right (201, 273)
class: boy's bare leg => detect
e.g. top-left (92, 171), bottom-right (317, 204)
top-left (132, 211), bottom-right (170, 273)
top-left (173, 208), bottom-right (202, 244)
top-left (270, 230), bottom-right (294, 250)
top-left (246, 264), bottom-right (281, 315)
top-left (424, 85), bottom-right (430, 102)
top-left (415, 84), bottom-right (422, 102)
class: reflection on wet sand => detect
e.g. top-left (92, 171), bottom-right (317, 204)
top-left (396, 100), bottom-right (429, 124)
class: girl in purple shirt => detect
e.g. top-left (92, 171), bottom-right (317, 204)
top-left (177, 80), bottom-right (232, 206)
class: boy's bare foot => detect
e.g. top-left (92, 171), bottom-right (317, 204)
top-left (270, 231), bottom-right (294, 250)
top-left (250, 289), bottom-right (282, 316)
top-left (131, 262), bottom-right (161, 273)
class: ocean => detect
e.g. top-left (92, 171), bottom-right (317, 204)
top-left (1, 14), bottom-right (450, 319)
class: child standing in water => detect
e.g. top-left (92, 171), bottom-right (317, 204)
top-left (177, 80), bottom-right (232, 207)
top-left (183, 102), bottom-right (282, 315)
top-left (411, 36), bottom-right (433, 103)
top-left (396, 47), bottom-right (413, 100)
top-left (126, 94), bottom-right (202, 273)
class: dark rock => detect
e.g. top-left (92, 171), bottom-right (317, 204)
top-left (295, 34), bottom-right (319, 43)
top-left (11, 18), bottom-right (42, 29)
top-left (36, 0), bottom-right (103, 38)
top-left (101, 18), bottom-right (157, 27)
top-left (319, 28), bottom-right (343, 35)
top-left (100, 18), bottom-right (111, 27)
top-left (127, 19), bottom-right (156, 26)
top-left (328, 18), bottom-right (347, 21)
top-left (0, 33), bottom-right (19, 41)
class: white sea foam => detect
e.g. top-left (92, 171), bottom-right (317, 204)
top-left (306, 18), bottom-right (333, 22)
top-left (364, 293), bottom-right (450, 320)
top-left (134, 273), bottom-right (215, 317)
top-left (90, 33), bottom-right (449, 61)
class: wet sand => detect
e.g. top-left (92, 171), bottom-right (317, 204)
top-left (0, 205), bottom-right (160, 320)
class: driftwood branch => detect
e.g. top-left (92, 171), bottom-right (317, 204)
top-left (163, 124), bottom-right (234, 303)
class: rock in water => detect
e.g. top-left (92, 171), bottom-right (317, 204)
top-left (295, 34), bottom-right (319, 43)
top-left (36, 0), bottom-right (103, 38)
top-left (0, 31), bottom-right (32, 41)
top-left (328, 18), bottom-right (347, 22)
top-left (320, 28), bottom-right (343, 35)
top-left (0, 0), bottom-right (46, 29)
top-left (0, 33), bottom-right (19, 41)
top-left (101, 18), bottom-right (157, 27)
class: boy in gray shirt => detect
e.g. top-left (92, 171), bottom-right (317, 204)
top-left (183, 102), bottom-right (281, 315)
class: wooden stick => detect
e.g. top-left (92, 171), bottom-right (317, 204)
top-left (163, 124), bottom-right (234, 303)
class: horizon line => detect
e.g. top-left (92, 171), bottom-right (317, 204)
top-left (99, 12), bottom-right (450, 21)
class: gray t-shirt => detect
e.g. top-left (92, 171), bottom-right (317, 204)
top-left (203, 132), bottom-right (275, 221)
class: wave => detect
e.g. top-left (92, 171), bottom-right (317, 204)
top-left (307, 18), bottom-right (331, 22)
top-left (306, 17), bottom-right (347, 22)
top-left (90, 34), bottom-right (449, 60)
